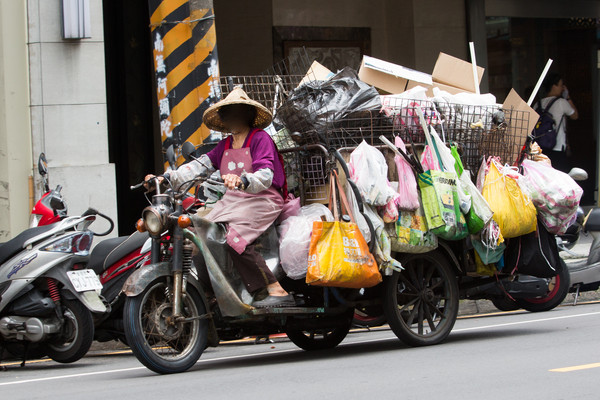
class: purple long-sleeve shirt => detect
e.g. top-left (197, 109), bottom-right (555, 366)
top-left (206, 129), bottom-right (285, 190)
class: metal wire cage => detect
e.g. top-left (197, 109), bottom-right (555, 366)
top-left (281, 145), bottom-right (331, 204)
top-left (325, 97), bottom-right (531, 173)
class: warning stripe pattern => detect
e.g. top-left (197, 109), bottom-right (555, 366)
top-left (148, 0), bottom-right (219, 167)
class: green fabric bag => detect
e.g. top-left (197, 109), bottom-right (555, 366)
top-left (417, 170), bottom-right (468, 241)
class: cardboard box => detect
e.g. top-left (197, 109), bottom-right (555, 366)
top-left (300, 60), bottom-right (334, 86)
top-left (432, 52), bottom-right (485, 93)
top-left (358, 55), bottom-right (432, 94)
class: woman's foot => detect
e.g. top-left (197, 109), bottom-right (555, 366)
top-left (253, 282), bottom-right (295, 308)
top-left (253, 294), bottom-right (296, 308)
top-left (266, 282), bottom-right (288, 297)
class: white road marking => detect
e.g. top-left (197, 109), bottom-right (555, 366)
top-left (2, 309), bottom-right (600, 386)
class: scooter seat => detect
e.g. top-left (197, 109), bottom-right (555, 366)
top-left (89, 231), bottom-right (149, 275)
top-left (585, 208), bottom-right (600, 232)
top-left (0, 223), bottom-right (58, 266)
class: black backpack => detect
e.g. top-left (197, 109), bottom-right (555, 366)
top-left (532, 97), bottom-right (564, 151)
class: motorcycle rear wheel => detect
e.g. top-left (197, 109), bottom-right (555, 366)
top-left (517, 260), bottom-right (570, 312)
top-left (383, 251), bottom-right (459, 347)
top-left (286, 311), bottom-right (353, 351)
top-left (43, 298), bottom-right (94, 363)
top-left (124, 279), bottom-right (208, 374)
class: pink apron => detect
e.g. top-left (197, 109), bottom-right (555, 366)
top-left (205, 134), bottom-right (284, 254)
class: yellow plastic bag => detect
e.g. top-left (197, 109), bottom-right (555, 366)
top-left (482, 161), bottom-right (537, 239)
top-left (306, 171), bottom-right (381, 288)
top-left (306, 220), bottom-right (381, 288)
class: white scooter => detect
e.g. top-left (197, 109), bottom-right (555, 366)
top-left (555, 168), bottom-right (600, 305)
top-left (0, 209), bottom-right (111, 365)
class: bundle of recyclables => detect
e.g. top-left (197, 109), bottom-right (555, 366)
top-left (268, 67), bottom-right (582, 282)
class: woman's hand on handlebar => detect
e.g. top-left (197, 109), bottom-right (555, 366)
top-left (222, 174), bottom-right (241, 190)
top-left (144, 174), bottom-right (165, 190)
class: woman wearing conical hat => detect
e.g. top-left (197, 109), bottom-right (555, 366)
top-left (147, 88), bottom-right (294, 308)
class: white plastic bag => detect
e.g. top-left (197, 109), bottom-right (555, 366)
top-left (345, 183), bottom-right (372, 243)
top-left (348, 141), bottom-right (397, 206)
top-left (278, 204), bottom-right (333, 279)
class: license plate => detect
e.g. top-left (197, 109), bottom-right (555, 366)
top-left (67, 269), bottom-right (103, 292)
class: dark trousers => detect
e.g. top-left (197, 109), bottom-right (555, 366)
top-left (547, 150), bottom-right (570, 173)
top-left (193, 244), bottom-right (277, 295)
top-left (226, 244), bottom-right (277, 293)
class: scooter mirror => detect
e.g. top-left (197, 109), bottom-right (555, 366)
top-left (38, 153), bottom-right (48, 176)
top-left (165, 145), bottom-right (177, 170)
top-left (181, 141), bottom-right (196, 162)
top-left (568, 167), bottom-right (588, 181)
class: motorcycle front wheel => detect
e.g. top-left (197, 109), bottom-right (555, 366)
top-left (123, 279), bottom-right (208, 374)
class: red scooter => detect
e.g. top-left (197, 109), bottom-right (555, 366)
top-left (31, 153), bottom-right (151, 344)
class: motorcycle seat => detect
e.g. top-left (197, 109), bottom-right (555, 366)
top-left (584, 208), bottom-right (600, 232)
top-left (89, 231), bottom-right (150, 275)
top-left (0, 223), bottom-right (58, 266)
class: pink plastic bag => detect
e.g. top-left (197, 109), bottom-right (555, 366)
top-left (420, 145), bottom-right (440, 172)
top-left (393, 136), bottom-right (419, 211)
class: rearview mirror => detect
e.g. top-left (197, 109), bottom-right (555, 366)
top-left (568, 167), bottom-right (588, 182)
top-left (165, 145), bottom-right (177, 170)
top-left (182, 141), bottom-right (197, 162)
top-left (38, 153), bottom-right (48, 176)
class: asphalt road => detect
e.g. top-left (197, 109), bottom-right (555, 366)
top-left (2, 302), bottom-right (600, 400)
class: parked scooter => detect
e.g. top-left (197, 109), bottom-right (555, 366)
top-left (549, 167), bottom-right (600, 305)
top-left (0, 209), bottom-right (112, 364)
top-left (30, 153), bottom-right (67, 227)
top-left (27, 153), bottom-right (152, 345)
top-left (567, 207), bottom-right (600, 304)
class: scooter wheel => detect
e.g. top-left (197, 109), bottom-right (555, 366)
top-left (43, 298), bottom-right (95, 363)
top-left (518, 260), bottom-right (571, 312)
top-left (123, 279), bottom-right (208, 374)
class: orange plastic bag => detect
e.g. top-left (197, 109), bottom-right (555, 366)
top-left (306, 171), bottom-right (381, 288)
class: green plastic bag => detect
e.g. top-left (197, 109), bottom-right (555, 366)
top-left (417, 170), bottom-right (468, 241)
top-left (386, 204), bottom-right (438, 253)
top-left (452, 146), bottom-right (493, 234)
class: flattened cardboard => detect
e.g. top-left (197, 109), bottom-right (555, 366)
top-left (432, 52), bottom-right (485, 93)
top-left (406, 80), bottom-right (473, 96)
top-left (502, 88), bottom-right (539, 163)
top-left (300, 60), bottom-right (334, 86)
top-left (358, 55), bottom-right (432, 94)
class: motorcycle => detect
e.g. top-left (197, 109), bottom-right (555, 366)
top-left (27, 153), bottom-right (151, 346)
top-left (121, 145), bottom-right (466, 374)
top-left (0, 209), bottom-right (112, 364)
top-left (30, 153), bottom-right (67, 227)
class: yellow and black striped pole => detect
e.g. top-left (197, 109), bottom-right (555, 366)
top-left (148, 0), bottom-right (220, 169)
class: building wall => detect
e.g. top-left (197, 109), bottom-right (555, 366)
top-left (0, 0), bottom-right (32, 240)
top-left (27, 0), bottom-right (118, 236)
top-left (272, 0), bottom-right (468, 72)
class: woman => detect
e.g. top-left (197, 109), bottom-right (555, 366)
top-left (146, 88), bottom-right (294, 308)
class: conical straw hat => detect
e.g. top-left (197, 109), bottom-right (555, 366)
top-left (203, 87), bottom-right (273, 132)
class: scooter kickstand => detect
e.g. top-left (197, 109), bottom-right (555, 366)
top-left (255, 335), bottom-right (274, 344)
top-left (573, 284), bottom-right (581, 306)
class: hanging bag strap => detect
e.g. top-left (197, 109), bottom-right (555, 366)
top-left (327, 171), bottom-right (340, 221)
top-left (332, 169), bottom-right (356, 224)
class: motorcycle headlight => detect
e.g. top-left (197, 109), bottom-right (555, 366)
top-left (41, 231), bottom-right (93, 256)
top-left (143, 208), bottom-right (166, 236)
